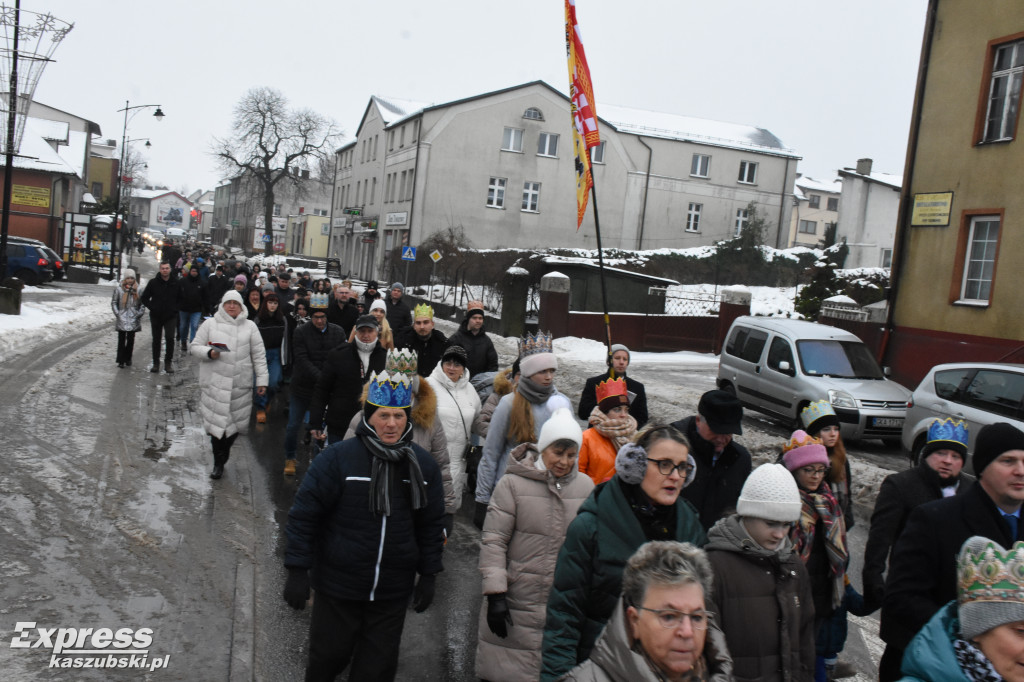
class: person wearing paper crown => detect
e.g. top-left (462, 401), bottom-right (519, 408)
top-left (879, 422), bottom-right (1024, 682)
top-left (801, 400), bottom-right (856, 531)
top-left (577, 376), bottom-right (638, 485)
top-left (864, 419), bottom-right (969, 616)
top-left (474, 331), bottom-right (572, 528)
top-left (344, 348), bottom-right (459, 536)
top-left (283, 361), bottom-right (446, 681)
top-left (395, 302), bottom-right (448, 378)
top-left (900, 536), bottom-right (1024, 681)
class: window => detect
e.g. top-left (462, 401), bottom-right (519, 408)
top-left (385, 174), bottom-right (393, 203)
top-left (373, 135), bottom-right (378, 161)
top-left (91, 181), bottom-right (103, 197)
top-left (399, 171), bottom-right (407, 202)
top-left (314, 208), bottom-right (328, 216)
top-left (808, 195), bottom-right (821, 209)
top-left (502, 127), bottom-right (523, 152)
top-left (406, 170), bottom-right (414, 200)
top-left (522, 181), bottom-right (541, 212)
top-left (767, 337), bottom-right (795, 375)
top-left (388, 130), bottom-right (395, 151)
top-left (960, 216), bottom-right (1000, 303)
top-left (982, 39), bottom-right (1024, 142)
top-left (738, 160), bottom-right (758, 184)
top-left (273, 203), bottom-right (281, 217)
top-left (686, 203), bottom-right (702, 232)
top-left (735, 208), bottom-right (749, 237)
top-left (726, 326), bottom-right (769, 363)
top-left (591, 141), bottom-right (606, 164)
top-left (827, 197), bottom-right (839, 211)
top-left (487, 177), bottom-right (506, 208)
top-left (963, 370), bottom-right (1024, 419)
top-left (523, 107), bottom-right (544, 120)
top-left (690, 154), bottom-right (710, 178)
top-left (934, 368), bottom-right (973, 401)
top-left (400, 125), bottom-right (406, 148)
top-left (799, 220), bottom-right (817, 234)
top-left (537, 132), bottom-right (559, 157)
top-left (881, 248), bottom-right (893, 268)
top-left (412, 120), bottom-right (419, 142)
top-left (370, 177), bottom-right (376, 204)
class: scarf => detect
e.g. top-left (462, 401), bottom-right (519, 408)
top-left (953, 637), bottom-right (1003, 681)
top-left (355, 416), bottom-right (427, 517)
top-left (588, 405), bottom-right (638, 450)
top-left (517, 375), bottom-right (555, 405)
top-left (792, 483), bottom-right (848, 609)
top-left (620, 479), bottom-right (677, 541)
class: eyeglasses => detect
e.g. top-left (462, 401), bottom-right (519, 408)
top-left (798, 466), bottom-right (829, 476)
top-left (647, 458), bottom-right (694, 477)
top-left (633, 605), bottom-right (711, 630)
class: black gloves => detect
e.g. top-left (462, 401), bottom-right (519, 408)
top-left (486, 593), bottom-right (514, 638)
top-left (443, 514), bottom-right (454, 541)
top-left (473, 501), bottom-right (488, 530)
top-left (283, 568), bottom-right (310, 610)
top-left (412, 573), bottom-right (436, 613)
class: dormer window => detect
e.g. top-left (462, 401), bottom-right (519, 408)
top-left (523, 107), bottom-right (544, 121)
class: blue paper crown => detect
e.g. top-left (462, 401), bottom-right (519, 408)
top-left (927, 418), bottom-right (969, 448)
top-left (800, 400), bottom-right (837, 428)
top-left (367, 371), bottom-right (412, 409)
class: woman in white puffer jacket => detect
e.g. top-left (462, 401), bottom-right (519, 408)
top-left (427, 344), bottom-right (482, 508)
top-left (190, 289), bottom-right (269, 480)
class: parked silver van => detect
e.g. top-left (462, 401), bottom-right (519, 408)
top-left (717, 316), bottom-right (912, 442)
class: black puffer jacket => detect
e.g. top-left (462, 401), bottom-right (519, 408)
top-left (385, 296), bottom-right (413, 335)
top-left (284, 430), bottom-right (446, 601)
top-left (396, 327), bottom-right (448, 378)
top-left (326, 299), bottom-right (358, 336)
top-left (177, 274), bottom-right (208, 314)
top-left (307, 342), bottom-right (387, 434)
top-left (290, 321), bottom-right (347, 401)
top-left (140, 275), bottom-right (179, 322)
top-left (671, 415), bottom-right (752, 531)
top-left (446, 319), bottom-right (499, 378)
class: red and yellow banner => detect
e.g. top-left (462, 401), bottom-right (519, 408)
top-left (565, 0), bottom-right (600, 229)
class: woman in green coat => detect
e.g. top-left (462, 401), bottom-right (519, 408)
top-left (540, 424), bottom-right (709, 682)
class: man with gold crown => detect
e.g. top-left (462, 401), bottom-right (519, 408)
top-left (396, 302), bottom-right (448, 377)
top-left (283, 348), bottom-right (446, 681)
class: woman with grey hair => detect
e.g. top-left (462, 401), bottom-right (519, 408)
top-left (565, 541), bottom-right (732, 681)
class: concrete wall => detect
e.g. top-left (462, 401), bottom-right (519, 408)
top-left (838, 174), bottom-right (900, 268)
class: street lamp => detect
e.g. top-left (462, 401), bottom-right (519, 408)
top-left (113, 101), bottom-right (163, 280)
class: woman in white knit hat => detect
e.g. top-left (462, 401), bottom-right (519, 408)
top-left (475, 408), bottom-right (593, 681)
top-left (705, 463), bottom-right (815, 681)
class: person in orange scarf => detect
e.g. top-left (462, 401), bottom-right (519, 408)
top-left (578, 377), bottom-right (638, 484)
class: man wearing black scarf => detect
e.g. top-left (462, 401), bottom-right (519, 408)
top-left (283, 383), bottom-right (446, 681)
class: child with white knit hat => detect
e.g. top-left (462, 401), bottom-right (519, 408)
top-left (705, 463), bottom-right (816, 680)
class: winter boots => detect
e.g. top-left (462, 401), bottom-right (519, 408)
top-left (210, 433), bottom-right (238, 480)
top-left (151, 360), bottom-right (160, 373)
top-left (283, 458), bottom-right (297, 476)
top-left (256, 409), bottom-right (267, 423)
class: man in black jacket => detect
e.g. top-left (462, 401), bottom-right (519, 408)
top-left (140, 262), bottom-right (179, 373)
top-left (308, 315), bottom-right (387, 445)
top-left (326, 283), bottom-right (358, 336)
top-left (361, 279), bottom-right (381, 311)
top-left (283, 307), bottom-right (346, 475)
top-left (176, 264), bottom-right (208, 351)
top-left (445, 301), bottom-right (498, 378)
top-left (385, 282), bottom-right (413, 335)
top-left (395, 303), bottom-right (447, 377)
top-left (879, 422), bottom-right (1024, 681)
top-left (577, 343), bottom-right (649, 428)
top-left (670, 389), bottom-right (751, 531)
top-left (206, 264), bottom-right (231, 309)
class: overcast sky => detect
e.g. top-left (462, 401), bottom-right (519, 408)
top-left (28, 0), bottom-right (927, 197)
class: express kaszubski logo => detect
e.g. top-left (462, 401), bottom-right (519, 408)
top-left (10, 622), bottom-right (170, 671)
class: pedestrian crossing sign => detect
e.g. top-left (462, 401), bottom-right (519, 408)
top-left (401, 246), bottom-right (417, 261)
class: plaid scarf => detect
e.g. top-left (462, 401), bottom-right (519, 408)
top-left (792, 483), bottom-right (848, 609)
top-left (588, 405), bottom-right (638, 450)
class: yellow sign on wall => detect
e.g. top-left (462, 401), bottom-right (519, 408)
top-left (12, 184), bottom-right (50, 208)
top-left (911, 191), bottom-right (953, 226)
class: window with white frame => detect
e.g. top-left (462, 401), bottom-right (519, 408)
top-left (827, 197), bottom-right (839, 211)
top-left (406, 170), bottom-right (414, 200)
top-left (690, 154), bottom-right (711, 178)
top-left (799, 220), bottom-right (817, 234)
top-left (738, 161), bottom-right (758, 184)
top-left (373, 135), bottom-right (378, 161)
top-left (412, 120), bottom-right (419, 142)
top-left (686, 203), bottom-right (702, 232)
top-left (735, 208), bottom-right (749, 236)
top-left (880, 248), bottom-right (893, 268)
top-left (591, 141), bottom-right (606, 164)
top-left (385, 174), bottom-right (393, 203)
top-left (523, 107), bottom-right (543, 120)
top-left (370, 177), bottom-right (376, 204)
top-left (808, 195), bottom-right (820, 209)
top-left (522, 182), bottom-right (541, 212)
top-left (388, 130), bottom-right (395, 151)
top-left (983, 39), bottom-right (1024, 142)
top-left (399, 171), bottom-right (407, 202)
top-left (486, 177), bottom-right (506, 208)
top-left (273, 203), bottom-right (281, 217)
top-left (537, 132), bottom-right (559, 157)
top-left (960, 216), bottom-right (1000, 303)
top-left (400, 125), bottom-right (406, 148)
top-left (502, 127), bottom-right (524, 152)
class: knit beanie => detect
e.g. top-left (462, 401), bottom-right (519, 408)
top-left (609, 343), bottom-right (630, 363)
top-left (234, 274), bottom-right (248, 285)
top-left (442, 344), bottom-right (469, 368)
top-left (221, 290), bottom-right (244, 306)
top-left (737, 464), bottom-right (802, 522)
top-left (537, 408), bottom-right (583, 453)
top-left (390, 282), bottom-right (404, 293)
top-left (973, 423), bottom-right (1024, 475)
top-left (370, 299), bottom-right (387, 313)
top-left (122, 269), bottom-right (137, 280)
top-left (958, 535), bottom-right (1024, 639)
top-left (782, 430), bottom-right (829, 471)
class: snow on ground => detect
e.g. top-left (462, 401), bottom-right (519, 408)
top-left (0, 293), bottom-right (112, 362)
top-left (666, 283), bottom-right (801, 317)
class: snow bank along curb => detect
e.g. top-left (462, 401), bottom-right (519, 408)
top-left (0, 295), bottom-right (113, 363)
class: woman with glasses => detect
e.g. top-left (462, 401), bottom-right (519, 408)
top-left (564, 541), bottom-right (732, 681)
top-left (705, 463), bottom-right (815, 681)
top-left (783, 431), bottom-right (849, 682)
top-left (541, 424), bottom-right (712, 681)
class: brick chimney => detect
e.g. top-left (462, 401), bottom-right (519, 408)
top-left (856, 158), bottom-right (873, 175)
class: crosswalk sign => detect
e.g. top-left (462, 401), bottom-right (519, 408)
top-left (401, 246), bottom-right (417, 261)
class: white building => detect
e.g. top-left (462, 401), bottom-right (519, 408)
top-left (836, 158), bottom-right (901, 268)
top-left (789, 175), bottom-right (842, 248)
top-left (330, 81), bottom-right (800, 280)
top-left (130, 189), bottom-right (193, 233)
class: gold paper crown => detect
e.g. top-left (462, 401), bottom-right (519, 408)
top-left (595, 377), bottom-right (628, 404)
top-left (519, 330), bottom-right (553, 358)
top-left (958, 537), bottom-right (1024, 607)
top-left (413, 303), bottom-right (434, 319)
top-left (384, 348), bottom-right (418, 376)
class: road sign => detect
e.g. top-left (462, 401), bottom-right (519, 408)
top-left (343, 207), bottom-right (362, 216)
top-left (231, 219), bottom-right (239, 226)
top-left (429, 249), bottom-right (443, 263)
top-left (401, 246), bottom-right (417, 262)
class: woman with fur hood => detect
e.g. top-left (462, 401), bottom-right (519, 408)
top-left (344, 348), bottom-right (457, 536)
top-left (476, 409), bottom-right (594, 681)
top-left (190, 290), bottom-right (269, 480)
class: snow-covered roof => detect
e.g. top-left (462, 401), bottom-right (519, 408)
top-left (795, 176), bottom-right (842, 194)
top-left (599, 102), bottom-right (798, 158)
top-left (840, 168), bottom-right (902, 190)
top-left (373, 95), bottom-right (431, 126)
top-left (133, 189), bottom-right (192, 204)
top-left (1, 119), bottom-right (78, 175)
top-left (29, 118), bottom-right (69, 143)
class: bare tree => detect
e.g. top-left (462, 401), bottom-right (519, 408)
top-left (212, 87), bottom-right (340, 255)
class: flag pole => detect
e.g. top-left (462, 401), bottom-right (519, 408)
top-left (585, 149), bottom-right (614, 376)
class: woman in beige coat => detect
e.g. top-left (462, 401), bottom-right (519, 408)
top-left (476, 408), bottom-right (594, 682)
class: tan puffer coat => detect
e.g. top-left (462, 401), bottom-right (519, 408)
top-left (475, 442), bottom-right (594, 682)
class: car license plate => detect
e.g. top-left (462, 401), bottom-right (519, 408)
top-left (872, 417), bottom-right (903, 428)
